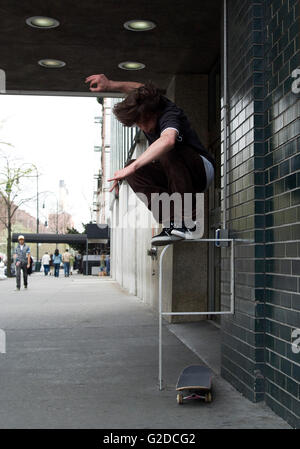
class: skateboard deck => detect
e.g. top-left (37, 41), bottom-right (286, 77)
top-left (176, 365), bottom-right (213, 404)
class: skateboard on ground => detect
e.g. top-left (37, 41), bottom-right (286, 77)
top-left (176, 365), bottom-right (213, 404)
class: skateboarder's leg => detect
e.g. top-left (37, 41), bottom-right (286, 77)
top-left (125, 149), bottom-right (208, 243)
top-left (125, 159), bottom-right (170, 223)
top-left (158, 145), bottom-right (207, 225)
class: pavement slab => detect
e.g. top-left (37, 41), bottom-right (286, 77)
top-left (0, 273), bottom-right (290, 428)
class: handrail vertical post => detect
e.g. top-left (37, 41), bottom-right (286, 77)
top-left (157, 238), bottom-right (235, 390)
top-left (230, 239), bottom-right (235, 314)
top-left (159, 245), bottom-right (170, 390)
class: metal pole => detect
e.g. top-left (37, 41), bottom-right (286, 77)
top-left (86, 239), bottom-right (89, 275)
top-left (162, 311), bottom-right (234, 316)
top-left (56, 199), bottom-right (59, 249)
top-left (223, 0), bottom-right (228, 230)
top-left (36, 171), bottom-right (39, 262)
top-left (230, 239), bottom-right (235, 313)
top-left (157, 238), bottom-right (235, 391)
top-left (159, 244), bottom-right (171, 391)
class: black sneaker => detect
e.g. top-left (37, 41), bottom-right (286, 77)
top-left (24, 285), bottom-right (27, 289)
top-left (151, 227), bottom-right (183, 246)
top-left (171, 224), bottom-right (197, 240)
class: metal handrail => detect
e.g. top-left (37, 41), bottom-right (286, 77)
top-left (158, 238), bottom-right (235, 390)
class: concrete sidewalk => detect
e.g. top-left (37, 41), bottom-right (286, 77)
top-left (0, 274), bottom-right (289, 428)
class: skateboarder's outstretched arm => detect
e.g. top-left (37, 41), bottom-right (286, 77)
top-left (85, 76), bottom-right (177, 194)
top-left (107, 128), bottom-right (177, 192)
top-left (85, 74), bottom-right (143, 94)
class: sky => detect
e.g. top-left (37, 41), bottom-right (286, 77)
top-left (0, 94), bottom-right (102, 232)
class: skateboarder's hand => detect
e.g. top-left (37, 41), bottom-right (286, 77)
top-left (109, 180), bottom-right (119, 195)
top-left (85, 74), bottom-right (110, 92)
top-left (108, 165), bottom-right (136, 193)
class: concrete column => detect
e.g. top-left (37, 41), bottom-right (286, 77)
top-left (162, 74), bottom-right (210, 323)
top-left (110, 76), bottom-right (210, 325)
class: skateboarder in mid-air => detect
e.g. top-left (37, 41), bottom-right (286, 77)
top-left (85, 74), bottom-right (216, 246)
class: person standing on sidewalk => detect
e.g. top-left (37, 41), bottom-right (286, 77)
top-left (69, 253), bottom-right (74, 275)
top-left (105, 253), bottom-right (110, 277)
top-left (41, 252), bottom-right (51, 276)
top-left (62, 248), bottom-right (71, 277)
top-left (0, 257), bottom-right (6, 280)
top-left (52, 249), bottom-right (62, 278)
top-left (85, 74), bottom-right (215, 246)
top-left (49, 253), bottom-right (54, 276)
top-left (13, 235), bottom-right (31, 290)
top-left (99, 253), bottom-right (106, 276)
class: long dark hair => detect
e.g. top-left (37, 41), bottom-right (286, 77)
top-left (54, 249), bottom-right (59, 256)
top-left (113, 81), bottom-right (163, 127)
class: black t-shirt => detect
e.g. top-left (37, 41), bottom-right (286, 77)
top-left (143, 97), bottom-right (216, 171)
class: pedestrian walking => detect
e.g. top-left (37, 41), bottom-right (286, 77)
top-left (69, 253), bottom-right (74, 275)
top-left (52, 249), bottom-right (62, 278)
top-left (41, 252), bottom-right (51, 276)
top-left (27, 256), bottom-right (33, 275)
top-left (13, 235), bottom-right (31, 290)
top-left (86, 74), bottom-right (215, 246)
top-left (99, 254), bottom-right (106, 276)
top-left (62, 248), bottom-right (71, 277)
top-left (49, 253), bottom-right (54, 276)
top-left (76, 253), bottom-right (83, 274)
top-left (105, 253), bottom-right (110, 276)
top-left (0, 257), bottom-right (6, 280)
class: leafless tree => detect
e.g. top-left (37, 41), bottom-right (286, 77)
top-left (0, 151), bottom-right (36, 276)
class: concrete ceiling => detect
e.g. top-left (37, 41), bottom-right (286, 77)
top-left (1, 0), bottom-right (221, 95)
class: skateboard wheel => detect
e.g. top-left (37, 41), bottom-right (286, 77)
top-left (205, 392), bottom-right (212, 403)
top-left (177, 393), bottom-right (183, 405)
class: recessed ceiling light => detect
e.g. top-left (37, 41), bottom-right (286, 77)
top-left (26, 16), bottom-right (60, 29)
top-left (124, 20), bottom-right (156, 31)
top-left (118, 61), bottom-right (145, 70)
top-left (38, 59), bottom-right (66, 68)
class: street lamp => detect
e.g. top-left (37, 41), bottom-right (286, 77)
top-left (36, 168), bottom-right (39, 261)
top-left (23, 163), bottom-right (40, 261)
top-left (31, 164), bottom-right (40, 262)
top-left (42, 191), bottom-right (59, 247)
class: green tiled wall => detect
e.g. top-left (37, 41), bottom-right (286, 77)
top-left (264, 0), bottom-right (299, 429)
top-left (221, 0), bottom-right (299, 428)
top-left (221, 0), bottom-right (266, 404)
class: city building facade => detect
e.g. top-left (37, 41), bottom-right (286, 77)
top-left (93, 98), bottom-right (112, 226)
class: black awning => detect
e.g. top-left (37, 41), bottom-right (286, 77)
top-left (86, 223), bottom-right (109, 239)
top-left (12, 233), bottom-right (87, 244)
top-left (12, 225), bottom-right (109, 244)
